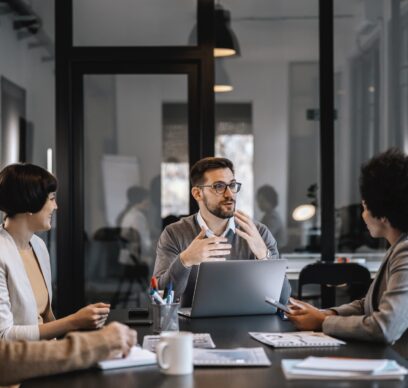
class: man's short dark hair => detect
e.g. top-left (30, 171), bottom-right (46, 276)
top-left (0, 163), bottom-right (57, 218)
top-left (360, 148), bottom-right (408, 232)
top-left (190, 157), bottom-right (234, 186)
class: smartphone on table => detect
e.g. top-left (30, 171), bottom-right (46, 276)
top-left (265, 296), bottom-right (291, 314)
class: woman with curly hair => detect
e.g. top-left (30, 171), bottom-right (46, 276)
top-left (287, 148), bottom-right (408, 344)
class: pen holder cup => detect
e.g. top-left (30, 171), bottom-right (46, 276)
top-left (151, 302), bottom-right (180, 333)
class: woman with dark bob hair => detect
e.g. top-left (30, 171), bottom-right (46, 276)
top-left (287, 148), bottom-right (408, 344)
top-left (0, 163), bottom-right (110, 340)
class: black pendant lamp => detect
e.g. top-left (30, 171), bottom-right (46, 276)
top-left (214, 4), bottom-right (240, 57)
top-left (214, 59), bottom-right (233, 93)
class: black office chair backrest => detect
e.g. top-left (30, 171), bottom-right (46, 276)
top-left (93, 227), bottom-right (122, 241)
top-left (298, 262), bottom-right (372, 308)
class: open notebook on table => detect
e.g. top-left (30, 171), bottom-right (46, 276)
top-left (249, 331), bottom-right (345, 348)
top-left (97, 346), bottom-right (270, 369)
top-left (143, 333), bottom-right (215, 352)
top-left (194, 347), bottom-right (271, 367)
top-left (97, 346), bottom-right (156, 370)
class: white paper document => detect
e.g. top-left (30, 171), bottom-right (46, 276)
top-left (193, 347), bottom-right (271, 367)
top-left (297, 356), bottom-right (388, 372)
top-left (97, 346), bottom-right (156, 370)
top-left (143, 333), bottom-right (216, 352)
top-left (249, 331), bottom-right (345, 348)
top-left (282, 357), bottom-right (408, 380)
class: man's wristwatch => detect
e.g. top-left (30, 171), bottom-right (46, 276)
top-left (259, 249), bottom-right (273, 260)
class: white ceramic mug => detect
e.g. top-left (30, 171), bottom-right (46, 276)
top-left (156, 331), bottom-right (193, 375)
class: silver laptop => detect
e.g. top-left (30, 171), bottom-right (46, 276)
top-left (178, 259), bottom-right (287, 318)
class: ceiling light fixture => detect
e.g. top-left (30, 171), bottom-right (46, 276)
top-left (214, 4), bottom-right (240, 57)
top-left (292, 204), bottom-right (316, 222)
top-left (214, 59), bottom-right (233, 93)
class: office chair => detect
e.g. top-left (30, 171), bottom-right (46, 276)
top-left (92, 227), bottom-right (149, 308)
top-left (110, 227), bottom-right (149, 308)
top-left (90, 227), bottom-right (123, 280)
top-left (298, 262), bottom-right (372, 308)
top-left (337, 203), bottom-right (385, 252)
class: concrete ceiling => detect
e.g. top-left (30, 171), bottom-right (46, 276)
top-left (25, 0), bottom-right (366, 63)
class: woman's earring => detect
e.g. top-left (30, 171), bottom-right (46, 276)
top-left (28, 212), bottom-right (33, 216)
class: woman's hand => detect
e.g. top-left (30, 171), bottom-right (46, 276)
top-left (102, 322), bottom-right (137, 358)
top-left (286, 298), bottom-right (329, 331)
top-left (69, 302), bottom-right (110, 330)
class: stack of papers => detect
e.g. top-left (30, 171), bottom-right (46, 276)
top-left (249, 331), bottom-right (345, 347)
top-left (282, 357), bottom-right (408, 380)
top-left (97, 346), bottom-right (156, 370)
top-left (143, 333), bottom-right (216, 352)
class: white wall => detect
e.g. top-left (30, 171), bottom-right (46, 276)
top-left (0, 2), bottom-right (55, 276)
top-left (0, 9), bottom-right (55, 170)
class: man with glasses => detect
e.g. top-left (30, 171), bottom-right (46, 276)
top-left (153, 157), bottom-right (290, 307)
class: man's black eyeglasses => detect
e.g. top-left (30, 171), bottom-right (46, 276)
top-left (197, 181), bottom-right (242, 194)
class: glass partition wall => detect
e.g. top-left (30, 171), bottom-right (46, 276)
top-left (214, 0), bottom-right (320, 254)
top-left (334, 0), bottom-right (408, 265)
top-left (83, 75), bottom-right (188, 306)
top-left (56, 0), bottom-right (408, 311)
top-left (58, 0), bottom-right (324, 310)
top-left (56, 0), bottom-right (207, 313)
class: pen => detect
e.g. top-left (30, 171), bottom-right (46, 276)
top-left (165, 282), bottom-right (173, 304)
top-left (163, 281), bottom-right (170, 299)
top-left (150, 276), bottom-right (158, 291)
top-left (150, 289), bottom-right (166, 305)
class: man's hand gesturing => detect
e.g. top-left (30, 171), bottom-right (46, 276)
top-left (180, 226), bottom-right (231, 267)
top-left (234, 210), bottom-right (268, 259)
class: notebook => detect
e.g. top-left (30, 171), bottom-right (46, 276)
top-left (143, 333), bottom-right (216, 352)
top-left (193, 347), bottom-right (271, 367)
top-left (97, 346), bottom-right (156, 370)
top-left (249, 331), bottom-right (345, 348)
top-left (178, 259), bottom-right (287, 318)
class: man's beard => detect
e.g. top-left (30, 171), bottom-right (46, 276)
top-left (203, 195), bottom-right (235, 219)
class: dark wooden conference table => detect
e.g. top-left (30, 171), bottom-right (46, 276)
top-left (23, 309), bottom-right (408, 388)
